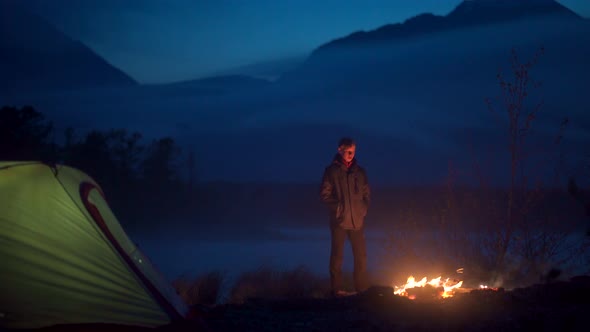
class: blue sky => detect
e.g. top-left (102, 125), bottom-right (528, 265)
top-left (15, 0), bottom-right (590, 84)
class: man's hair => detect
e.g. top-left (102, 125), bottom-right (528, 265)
top-left (338, 137), bottom-right (356, 148)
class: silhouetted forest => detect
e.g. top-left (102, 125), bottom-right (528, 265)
top-left (2, 104), bottom-right (588, 234)
top-left (0, 105), bottom-right (195, 231)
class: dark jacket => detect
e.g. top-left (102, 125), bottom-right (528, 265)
top-left (320, 154), bottom-right (370, 230)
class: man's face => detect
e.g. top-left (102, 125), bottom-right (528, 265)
top-left (338, 144), bottom-right (356, 163)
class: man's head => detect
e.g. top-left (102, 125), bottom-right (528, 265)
top-left (337, 137), bottom-right (356, 163)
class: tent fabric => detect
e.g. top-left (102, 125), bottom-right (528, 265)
top-left (0, 162), bottom-right (189, 329)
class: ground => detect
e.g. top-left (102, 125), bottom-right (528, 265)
top-left (14, 276), bottom-right (590, 332)
top-left (197, 277), bottom-right (590, 331)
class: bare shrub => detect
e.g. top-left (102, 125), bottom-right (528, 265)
top-left (172, 270), bottom-right (226, 306)
top-left (228, 265), bottom-right (330, 304)
top-left (445, 47), bottom-right (587, 287)
top-left (379, 179), bottom-right (495, 287)
top-left (382, 47), bottom-right (589, 289)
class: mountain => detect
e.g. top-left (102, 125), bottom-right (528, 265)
top-left (312, 0), bottom-right (581, 53)
top-left (278, 0), bottom-right (590, 133)
top-left (254, 0), bottom-right (590, 184)
top-left (0, 2), bottom-right (137, 95)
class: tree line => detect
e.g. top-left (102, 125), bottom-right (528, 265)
top-left (0, 105), bottom-right (196, 230)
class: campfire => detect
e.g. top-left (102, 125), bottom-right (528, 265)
top-left (393, 275), bottom-right (464, 300)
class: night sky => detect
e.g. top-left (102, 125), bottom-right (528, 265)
top-left (13, 0), bottom-right (590, 84)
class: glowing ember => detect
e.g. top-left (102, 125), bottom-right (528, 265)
top-left (394, 276), bottom-right (463, 299)
top-left (479, 285), bottom-right (500, 291)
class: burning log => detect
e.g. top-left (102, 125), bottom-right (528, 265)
top-left (394, 276), bottom-right (463, 300)
top-left (406, 284), bottom-right (443, 301)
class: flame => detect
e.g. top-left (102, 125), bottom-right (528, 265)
top-left (393, 275), bottom-right (463, 299)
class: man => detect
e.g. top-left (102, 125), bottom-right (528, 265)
top-left (320, 137), bottom-right (370, 296)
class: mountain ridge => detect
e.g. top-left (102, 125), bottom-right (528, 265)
top-left (311, 0), bottom-right (583, 55)
top-left (0, 1), bottom-right (137, 94)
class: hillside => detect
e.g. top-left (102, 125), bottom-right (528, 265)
top-left (0, 2), bottom-right (137, 94)
top-left (312, 0), bottom-right (581, 52)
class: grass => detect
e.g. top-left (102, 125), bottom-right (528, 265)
top-left (172, 270), bottom-right (226, 306)
top-left (229, 265), bottom-right (331, 303)
top-left (172, 265), bottom-right (357, 305)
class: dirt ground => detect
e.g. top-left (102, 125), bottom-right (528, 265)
top-left (12, 275), bottom-right (590, 332)
top-left (196, 275), bottom-right (590, 332)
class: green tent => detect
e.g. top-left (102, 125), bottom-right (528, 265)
top-left (0, 161), bottom-right (189, 329)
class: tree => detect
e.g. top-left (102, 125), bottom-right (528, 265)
top-left (65, 130), bottom-right (114, 183)
top-left (141, 137), bottom-right (181, 186)
top-left (0, 105), bottom-right (54, 161)
top-left (108, 129), bottom-right (144, 184)
top-left (484, 47), bottom-right (548, 277)
top-left (138, 137), bottom-right (184, 219)
top-left (0, 105), bottom-right (194, 230)
top-left (476, 46), bottom-right (583, 284)
top-left (403, 47), bottom-right (590, 287)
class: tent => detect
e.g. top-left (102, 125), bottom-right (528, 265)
top-left (0, 161), bottom-right (189, 329)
